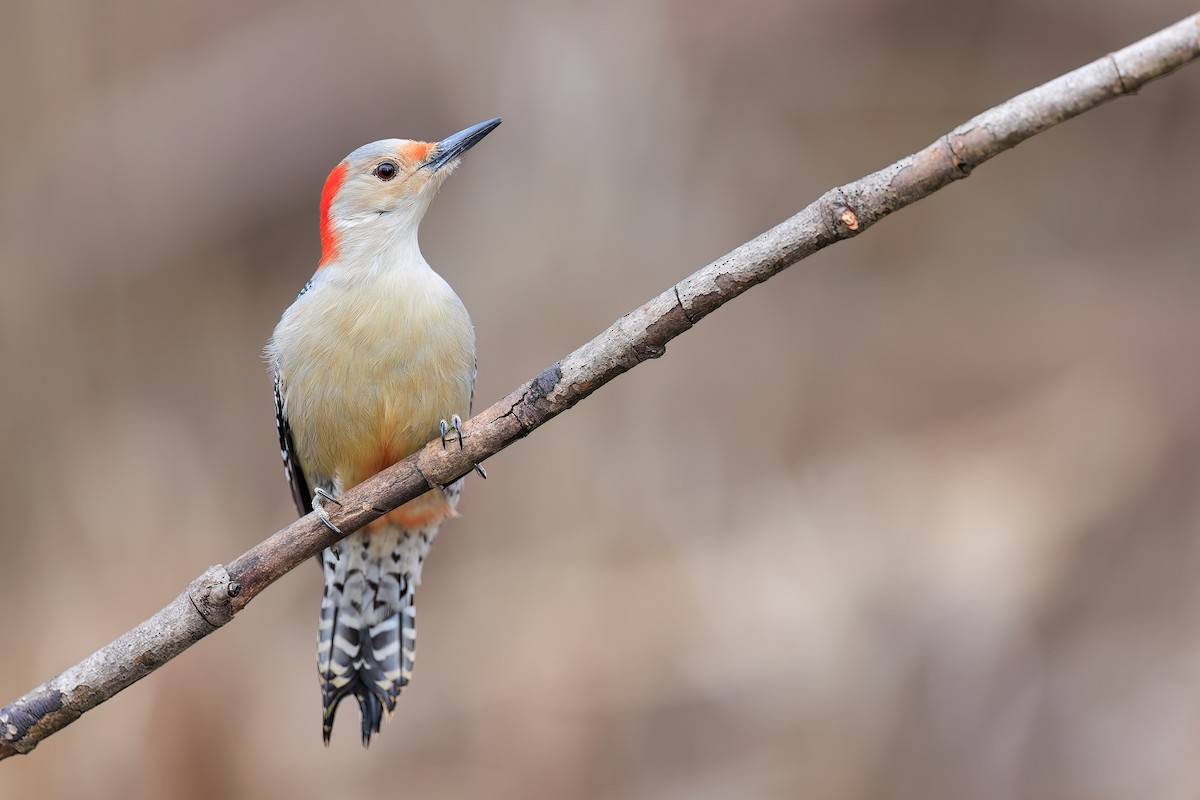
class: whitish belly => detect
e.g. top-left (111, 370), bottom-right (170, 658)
top-left (278, 277), bottom-right (475, 492)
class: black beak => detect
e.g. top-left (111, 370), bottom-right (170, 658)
top-left (426, 118), bottom-right (502, 170)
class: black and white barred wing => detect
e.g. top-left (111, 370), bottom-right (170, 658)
top-left (274, 372), bottom-right (312, 518)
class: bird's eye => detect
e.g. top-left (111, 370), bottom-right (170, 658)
top-left (374, 161), bottom-right (399, 181)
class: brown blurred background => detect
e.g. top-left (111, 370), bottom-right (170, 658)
top-left (3, 1), bottom-right (1200, 798)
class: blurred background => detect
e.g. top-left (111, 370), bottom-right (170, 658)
top-left (2, 1), bottom-right (1199, 798)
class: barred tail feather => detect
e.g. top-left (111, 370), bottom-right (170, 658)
top-left (317, 526), bottom-right (427, 746)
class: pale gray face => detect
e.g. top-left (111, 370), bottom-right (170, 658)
top-left (329, 139), bottom-right (447, 224)
top-left (319, 119), bottom-right (501, 260)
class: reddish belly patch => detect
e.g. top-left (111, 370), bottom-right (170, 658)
top-left (365, 490), bottom-right (458, 533)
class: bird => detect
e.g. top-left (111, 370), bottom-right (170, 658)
top-left (266, 118), bottom-right (500, 746)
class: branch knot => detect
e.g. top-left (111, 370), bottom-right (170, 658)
top-left (188, 566), bottom-right (237, 628)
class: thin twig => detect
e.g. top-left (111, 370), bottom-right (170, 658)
top-left (3, 12), bottom-right (1197, 761)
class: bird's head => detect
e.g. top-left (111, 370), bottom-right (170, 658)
top-left (318, 117), bottom-right (501, 265)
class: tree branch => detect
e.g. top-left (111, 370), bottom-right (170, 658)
top-left (3, 13), bottom-right (1197, 761)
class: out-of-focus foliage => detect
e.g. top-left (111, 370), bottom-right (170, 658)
top-left (2, 2), bottom-right (1199, 798)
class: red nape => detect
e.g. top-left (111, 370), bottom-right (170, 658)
top-left (319, 161), bottom-right (349, 265)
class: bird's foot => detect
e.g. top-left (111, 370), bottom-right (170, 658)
top-left (313, 488), bottom-right (343, 536)
top-left (439, 414), bottom-right (487, 478)
top-left (439, 414), bottom-right (464, 450)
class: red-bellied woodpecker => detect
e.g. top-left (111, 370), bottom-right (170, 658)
top-left (266, 118), bottom-right (500, 746)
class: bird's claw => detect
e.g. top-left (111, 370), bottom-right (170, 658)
top-left (439, 414), bottom-right (465, 450)
top-left (313, 488), bottom-right (343, 536)
top-left (439, 414), bottom-right (485, 477)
